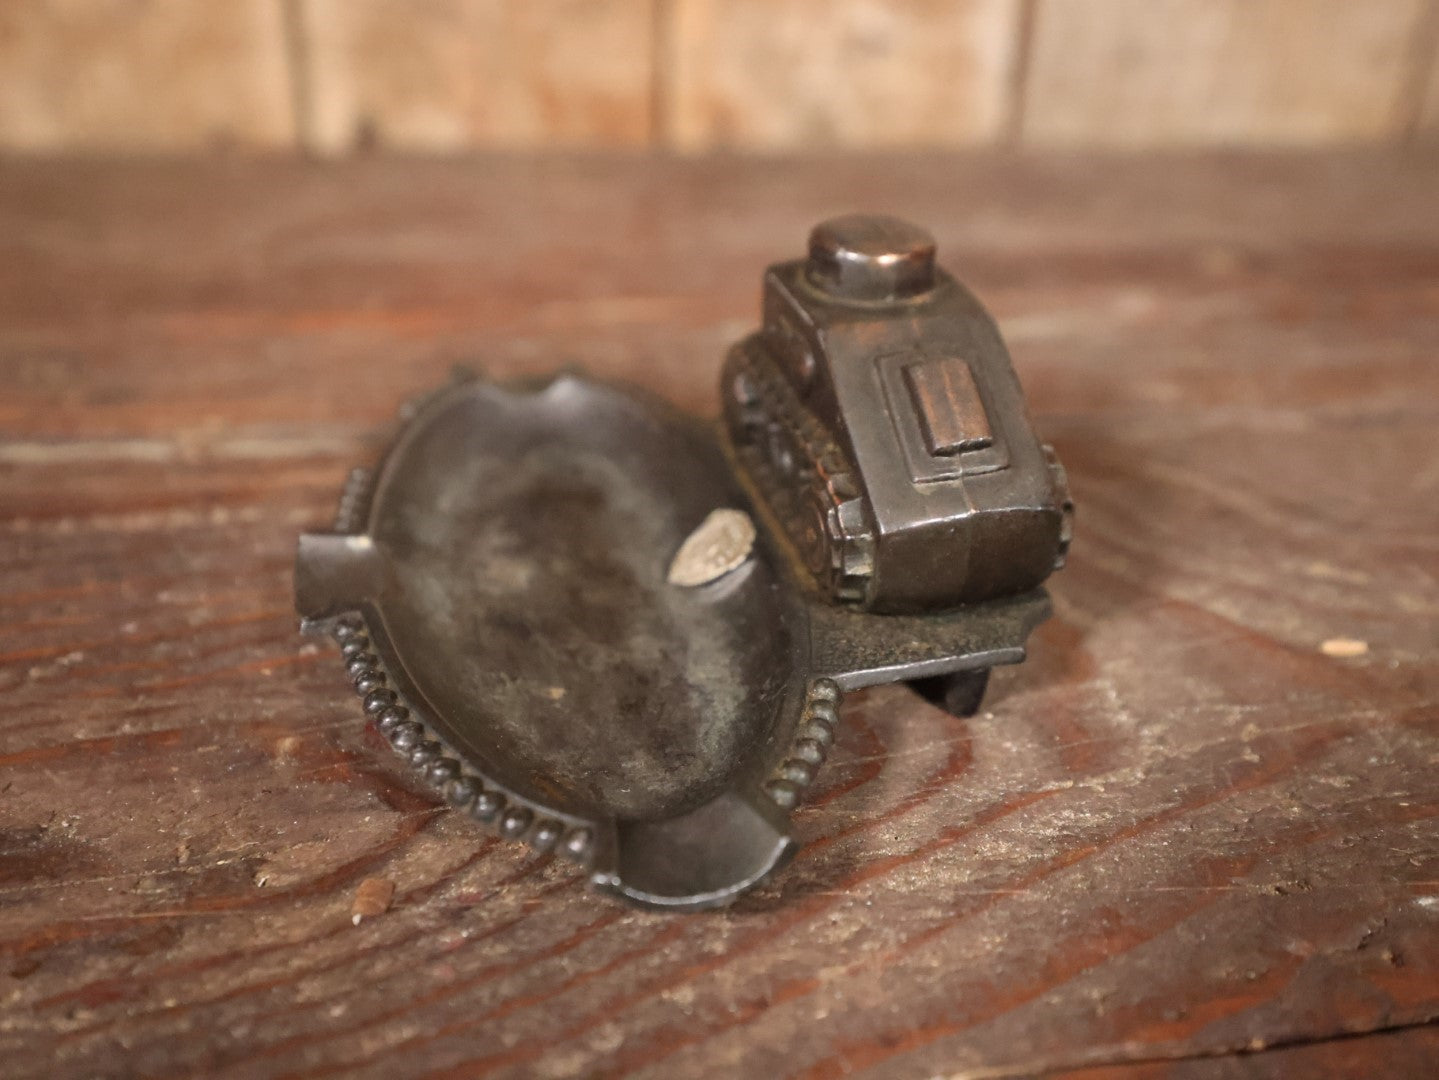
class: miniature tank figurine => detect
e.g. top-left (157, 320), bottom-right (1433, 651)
top-left (723, 214), bottom-right (1072, 612)
top-left (294, 214), bottom-right (1071, 910)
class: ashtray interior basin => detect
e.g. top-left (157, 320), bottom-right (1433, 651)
top-left (297, 376), bottom-right (812, 909)
top-left (374, 378), bottom-right (799, 824)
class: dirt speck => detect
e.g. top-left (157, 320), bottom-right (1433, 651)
top-left (352, 877), bottom-right (395, 925)
top-left (1320, 637), bottom-right (1368, 658)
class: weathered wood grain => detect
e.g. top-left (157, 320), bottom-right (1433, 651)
top-left (0, 151), bottom-right (1437, 1078)
top-left (1022, 0), bottom-right (1430, 146)
top-left (0, 0), bottom-right (295, 152)
top-left (1055, 1024), bottom-right (1439, 1078)
top-left (663, 0), bottom-right (1022, 150)
top-left (1416, 15), bottom-right (1439, 141)
top-left (299, 0), bottom-right (654, 153)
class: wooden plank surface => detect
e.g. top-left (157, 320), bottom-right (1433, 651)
top-left (3, 1), bottom-right (1439, 154)
top-left (1057, 1024), bottom-right (1439, 1078)
top-left (0, 150), bottom-right (1437, 1078)
top-left (663, 0), bottom-right (1021, 150)
top-left (0, 0), bottom-right (295, 152)
top-left (1022, 0), bottom-right (1429, 146)
top-left (1417, 15), bottom-right (1439, 141)
top-left (299, 0), bottom-right (654, 153)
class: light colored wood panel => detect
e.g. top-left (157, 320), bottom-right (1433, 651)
top-left (1417, 28), bottom-right (1439, 139)
top-left (664, 0), bottom-right (1023, 150)
top-left (1022, 0), bottom-right (1428, 146)
top-left (0, 0), bottom-right (295, 152)
top-left (301, 0), bottom-right (653, 152)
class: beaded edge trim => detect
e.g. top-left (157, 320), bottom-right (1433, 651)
top-left (764, 677), bottom-right (842, 811)
top-left (328, 613), bottom-right (595, 864)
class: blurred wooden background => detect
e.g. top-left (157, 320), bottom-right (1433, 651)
top-left (2, 0), bottom-right (1437, 155)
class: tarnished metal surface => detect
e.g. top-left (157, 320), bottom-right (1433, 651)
top-left (724, 214), bottom-right (1073, 612)
top-left (294, 216), bottom-right (1067, 910)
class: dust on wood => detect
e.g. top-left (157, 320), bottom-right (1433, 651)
top-left (351, 878), bottom-right (396, 925)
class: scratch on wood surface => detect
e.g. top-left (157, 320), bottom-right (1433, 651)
top-left (0, 433), bottom-right (358, 466)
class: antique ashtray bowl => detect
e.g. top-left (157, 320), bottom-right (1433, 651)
top-left (295, 216), bottom-right (1072, 911)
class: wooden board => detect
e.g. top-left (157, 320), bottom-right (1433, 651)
top-left (0, 150), bottom-right (1437, 1077)
top-left (1416, 13), bottom-right (1439, 141)
top-left (1058, 1024), bottom-right (1439, 1079)
top-left (663, 0), bottom-right (1021, 150)
top-left (1022, 0), bottom-right (1428, 146)
top-left (299, 0), bottom-right (654, 153)
top-left (2, 1), bottom-right (1439, 154)
top-left (0, 0), bottom-right (295, 152)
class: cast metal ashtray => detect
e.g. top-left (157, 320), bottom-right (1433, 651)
top-left (295, 215), bottom-right (1072, 911)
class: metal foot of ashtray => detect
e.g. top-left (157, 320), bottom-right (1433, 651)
top-left (295, 215), bottom-right (1072, 911)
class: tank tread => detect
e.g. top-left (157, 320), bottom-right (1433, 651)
top-left (723, 343), bottom-right (875, 604)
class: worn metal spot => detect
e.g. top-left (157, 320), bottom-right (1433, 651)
top-left (667, 508), bottom-right (756, 587)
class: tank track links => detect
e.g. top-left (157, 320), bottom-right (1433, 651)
top-left (722, 343), bottom-right (875, 605)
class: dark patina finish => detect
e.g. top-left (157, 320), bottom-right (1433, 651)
top-left (724, 213), bottom-right (1073, 612)
top-left (294, 216), bottom-right (1069, 910)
